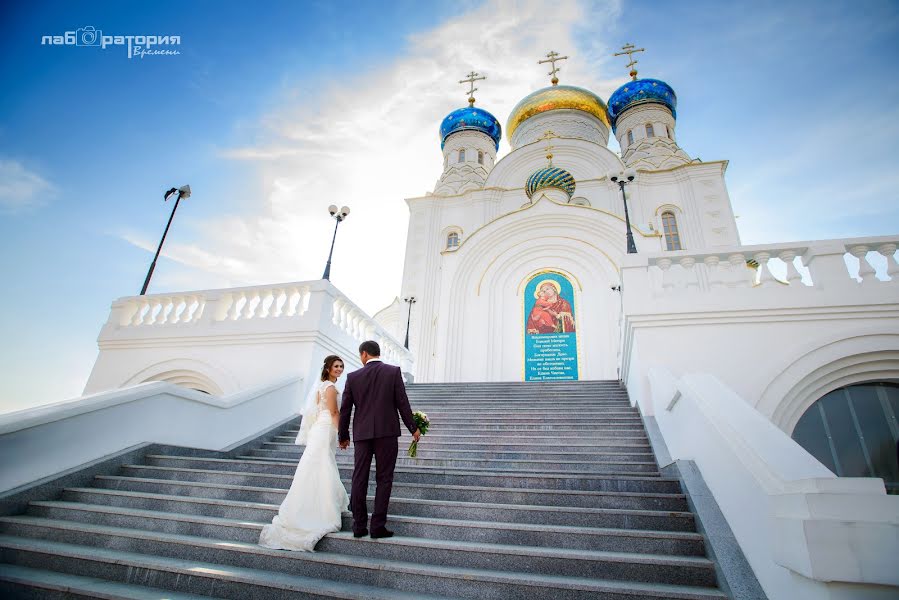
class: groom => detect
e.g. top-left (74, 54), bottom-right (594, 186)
top-left (339, 340), bottom-right (420, 539)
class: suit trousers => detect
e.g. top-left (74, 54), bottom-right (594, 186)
top-left (351, 436), bottom-right (398, 533)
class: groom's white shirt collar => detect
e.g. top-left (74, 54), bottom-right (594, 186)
top-left (366, 358), bottom-right (382, 364)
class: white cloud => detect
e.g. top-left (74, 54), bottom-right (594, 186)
top-left (122, 0), bottom-right (621, 315)
top-left (0, 159), bottom-right (54, 214)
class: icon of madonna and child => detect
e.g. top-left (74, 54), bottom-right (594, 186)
top-left (525, 275), bottom-right (576, 335)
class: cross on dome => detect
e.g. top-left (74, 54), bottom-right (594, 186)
top-left (540, 130), bottom-right (557, 165)
top-left (614, 43), bottom-right (645, 81)
top-left (459, 71), bottom-right (486, 106)
top-left (538, 50), bottom-right (569, 85)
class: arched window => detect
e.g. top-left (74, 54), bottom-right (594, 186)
top-left (626, 130), bottom-right (634, 146)
top-left (477, 150), bottom-right (484, 165)
top-left (661, 211), bottom-right (682, 250)
top-left (458, 149), bottom-right (466, 163)
top-left (646, 123), bottom-right (655, 138)
top-left (792, 382), bottom-right (899, 494)
top-left (664, 125), bottom-right (670, 138)
top-left (446, 231), bottom-right (460, 249)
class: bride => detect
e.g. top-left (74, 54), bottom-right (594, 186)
top-left (259, 355), bottom-right (350, 551)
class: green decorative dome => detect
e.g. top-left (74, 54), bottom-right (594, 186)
top-left (525, 166), bottom-right (576, 199)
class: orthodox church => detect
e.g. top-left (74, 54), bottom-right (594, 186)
top-left (376, 48), bottom-right (738, 383)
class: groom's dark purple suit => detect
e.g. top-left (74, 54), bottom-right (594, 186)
top-left (339, 359), bottom-right (416, 535)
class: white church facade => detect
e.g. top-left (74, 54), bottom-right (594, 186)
top-left (2, 50), bottom-right (897, 600)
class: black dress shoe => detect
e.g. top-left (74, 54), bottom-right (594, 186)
top-left (370, 528), bottom-right (394, 539)
top-left (353, 529), bottom-right (369, 538)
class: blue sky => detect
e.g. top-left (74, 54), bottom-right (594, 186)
top-left (2, 0), bottom-right (898, 412)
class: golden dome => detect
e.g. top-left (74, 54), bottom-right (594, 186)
top-left (506, 85), bottom-right (611, 141)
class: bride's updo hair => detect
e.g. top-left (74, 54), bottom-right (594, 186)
top-left (320, 355), bottom-right (344, 381)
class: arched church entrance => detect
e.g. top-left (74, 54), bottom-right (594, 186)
top-left (791, 382), bottom-right (899, 494)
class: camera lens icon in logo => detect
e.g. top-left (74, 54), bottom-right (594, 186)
top-left (76, 26), bottom-right (102, 46)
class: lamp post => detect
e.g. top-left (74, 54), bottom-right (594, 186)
top-left (609, 170), bottom-right (637, 254)
top-left (322, 204), bottom-right (350, 281)
top-left (403, 296), bottom-right (416, 349)
top-left (140, 185), bottom-right (191, 295)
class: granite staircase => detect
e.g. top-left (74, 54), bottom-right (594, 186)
top-left (0, 380), bottom-right (728, 599)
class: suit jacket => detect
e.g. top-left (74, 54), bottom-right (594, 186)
top-left (339, 360), bottom-right (416, 443)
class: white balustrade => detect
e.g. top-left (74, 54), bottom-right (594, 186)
top-left (641, 235), bottom-right (898, 295)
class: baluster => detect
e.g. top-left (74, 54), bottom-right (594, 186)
top-left (679, 257), bottom-right (698, 290)
top-left (229, 292), bottom-right (245, 320)
top-left (657, 258), bottom-right (674, 292)
top-left (241, 292), bottom-right (257, 319)
top-left (270, 289), bottom-right (285, 318)
top-left (257, 289), bottom-right (271, 318)
top-left (752, 252), bottom-right (775, 287)
top-left (181, 295), bottom-right (195, 322)
top-left (281, 287), bottom-right (296, 317)
top-left (704, 255), bottom-right (723, 289)
top-left (130, 301), bottom-right (147, 326)
top-left (849, 245), bottom-right (877, 283)
top-left (877, 243), bottom-right (899, 282)
top-left (169, 296), bottom-right (184, 324)
top-left (145, 299), bottom-right (161, 325)
top-left (778, 250), bottom-right (803, 286)
top-left (299, 286), bottom-right (312, 316)
top-left (728, 254), bottom-right (751, 287)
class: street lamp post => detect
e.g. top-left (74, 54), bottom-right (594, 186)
top-left (140, 185), bottom-right (191, 295)
top-left (322, 204), bottom-right (350, 281)
top-left (609, 170), bottom-right (638, 254)
top-left (403, 296), bottom-right (416, 349)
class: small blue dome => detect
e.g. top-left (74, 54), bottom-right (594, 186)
top-left (440, 106), bottom-right (501, 150)
top-left (526, 166), bottom-right (576, 200)
top-left (607, 78), bottom-right (677, 131)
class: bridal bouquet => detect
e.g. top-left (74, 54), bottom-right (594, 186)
top-left (407, 411), bottom-right (430, 458)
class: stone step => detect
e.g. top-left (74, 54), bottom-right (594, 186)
top-left (0, 518), bottom-right (717, 588)
top-left (57, 488), bottom-right (695, 531)
top-left (135, 458), bottom-right (676, 491)
top-left (94, 475), bottom-right (689, 511)
top-left (272, 435), bottom-right (653, 450)
top-left (27, 500), bottom-right (704, 556)
top-left (252, 444), bottom-right (657, 462)
top-left (122, 464), bottom-right (683, 494)
top-left (283, 429), bottom-right (650, 439)
top-left (0, 535), bottom-right (449, 600)
top-left (0, 563), bottom-right (217, 600)
top-left (237, 454), bottom-right (660, 474)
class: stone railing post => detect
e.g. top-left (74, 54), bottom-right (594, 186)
top-left (804, 242), bottom-right (854, 289)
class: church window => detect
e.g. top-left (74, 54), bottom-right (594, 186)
top-left (446, 231), bottom-right (460, 249)
top-left (661, 211), bottom-right (682, 250)
top-left (664, 125), bottom-right (670, 138)
top-left (626, 130), bottom-right (634, 146)
top-left (792, 383), bottom-right (899, 494)
top-left (478, 150), bottom-right (484, 165)
top-left (646, 123), bottom-right (655, 138)
top-left (459, 149), bottom-right (466, 163)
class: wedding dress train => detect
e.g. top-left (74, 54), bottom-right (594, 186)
top-left (259, 380), bottom-right (349, 551)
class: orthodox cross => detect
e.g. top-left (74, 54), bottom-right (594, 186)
top-left (540, 130), bottom-right (557, 165)
top-left (614, 43), bottom-right (645, 81)
top-left (459, 71), bottom-right (486, 106)
top-left (538, 50), bottom-right (568, 85)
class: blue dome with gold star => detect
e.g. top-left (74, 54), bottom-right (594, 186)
top-left (607, 78), bottom-right (677, 131)
top-left (440, 106), bottom-right (501, 150)
top-left (526, 166), bottom-right (576, 199)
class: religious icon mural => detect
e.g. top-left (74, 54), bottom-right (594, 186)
top-left (523, 271), bottom-right (579, 381)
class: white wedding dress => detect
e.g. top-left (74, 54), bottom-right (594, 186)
top-left (259, 380), bottom-right (349, 551)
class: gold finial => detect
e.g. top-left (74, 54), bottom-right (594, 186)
top-left (540, 130), bottom-right (557, 165)
top-left (538, 50), bottom-right (569, 85)
top-left (614, 43), bottom-right (645, 81)
top-left (459, 71), bottom-right (486, 106)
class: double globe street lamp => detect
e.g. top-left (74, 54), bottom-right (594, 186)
top-left (322, 204), bottom-right (350, 281)
top-left (609, 170), bottom-right (638, 254)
